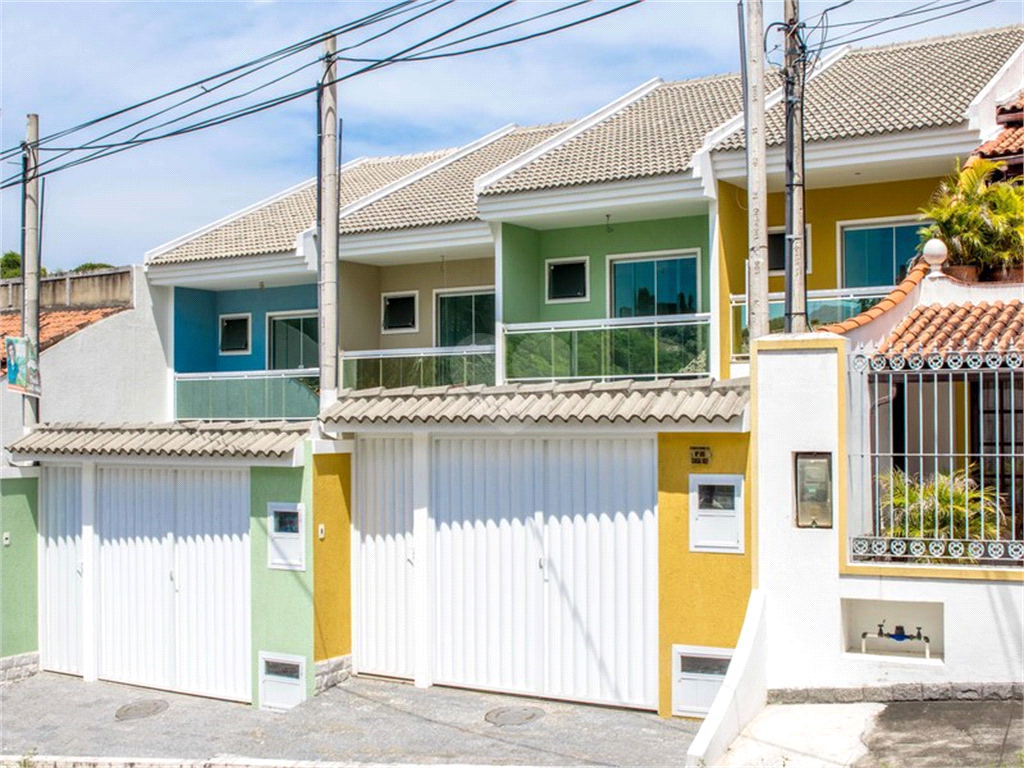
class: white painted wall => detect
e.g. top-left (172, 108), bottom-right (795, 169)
top-left (2, 266), bottom-right (172, 473)
top-left (755, 336), bottom-right (1024, 691)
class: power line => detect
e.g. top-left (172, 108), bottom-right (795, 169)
top-left (820, 0), bottom-right (993, 49)
top-left (1, 1), bottom-right (644, 190)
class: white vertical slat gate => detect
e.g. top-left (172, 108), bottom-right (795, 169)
top-left (352, 438), bottom-right (415, 679)
top-left (39, 466), bottom-right (83, 676)
top-left (353, 435), bottom-right (659, 710)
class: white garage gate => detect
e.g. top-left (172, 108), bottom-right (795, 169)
top-left (353, 435), bottom-right (659, 710)
top-left (39, 465), bottom-right (251, 702)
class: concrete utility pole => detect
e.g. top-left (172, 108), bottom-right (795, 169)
top-left (783, 0), bottom-right (808, 333)
top-left (318, 37), bottom-right (340, 410)
top-left (22, 114), bottom-right (40, 428)
top-left (744, 0), bottom-right (770, 342)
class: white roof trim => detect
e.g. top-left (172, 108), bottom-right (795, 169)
top-left (474, 77), bottom-right (664, 197)
top-left (145, 250), bottom-right (313, 287)
top-left (967, 41), bottom-right (1024, 137)
top-left (143, 159), bottom-right (366, 262)
top-left (337, 123), bottom-right (518, 222)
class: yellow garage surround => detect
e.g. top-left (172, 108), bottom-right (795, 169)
top-left (312, 453), bottom-right (352, 662)
top-left (658, 432), bottom-right (751, 717)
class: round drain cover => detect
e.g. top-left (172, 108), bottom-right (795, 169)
top-left (484, 706), bottom-right (545, 726)
top-left (115, 699), bottom-right (169, 721)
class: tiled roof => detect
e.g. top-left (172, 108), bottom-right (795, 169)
top-left (340, 124), bottom-right (569, 233)
top-left (997, 92), bottom-right (1024, 117)
top-left (1, 307), bottom-right (126, 373)
top-left (482, 74), bottom-right (781, 196)
top-left (976, 126), bottom-right (1024, 160)
top-left (818, 263), bottom-right (929, 335)
top-left (877, 300), bottom-right (1024, 355)
top-left (7, 421), bottom-right (310, 459)
top-left (321, 378), bottom-right (748, 427)
top-left (147, 150), bottom-right (454, 265)
top-left (717, 26), bottom-right (1024, 151)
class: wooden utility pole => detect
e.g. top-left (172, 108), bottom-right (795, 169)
top-left (783, 0), bottom-right (808, 333)
top-left (745, 0), bottom-right (770, 342)
top-left (22, 114), bottom-right (40, 428)
top-left (318, 37), bottom-right (340, 409)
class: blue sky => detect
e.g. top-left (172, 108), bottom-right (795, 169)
top-left (1, 0), bottom-right (1021, 271)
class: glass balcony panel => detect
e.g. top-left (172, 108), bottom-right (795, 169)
top-left (175, 370), bottom-right (319, 420)
top-left (341, 347), bottom-right (495, 391)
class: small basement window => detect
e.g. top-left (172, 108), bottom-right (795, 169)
top-left (672, 644), bottom-right (733, 717)
top-left (259, 652), bottom-right (307, 711)
top-left (219, 314), bottom-right (251, 355)
top-left (546, 257), bottom-right (589, 303)
top-left (268, 502), bottom-right (304, 571)
top-left (382, 292), bottom-right (418, 333)
top-left (689, 473), bottom-right (744, 554)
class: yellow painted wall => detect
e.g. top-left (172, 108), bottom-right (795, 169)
top-left (658, 431), bottom-right (752, 718)
top-left (313, 453), bottom-right (352, 662)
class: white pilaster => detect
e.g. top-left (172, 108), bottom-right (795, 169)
top-left (80, 461), bottom-right (98, 682)
top-left (491, 222), bottom-right (506, 385)
top-left (412, 432), bottom-right (434, 688)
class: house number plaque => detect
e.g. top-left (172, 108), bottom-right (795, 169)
top-left (690, 446), bottom-right (712, 465)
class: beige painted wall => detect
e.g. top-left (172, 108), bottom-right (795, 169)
top-left (339, 261), bottom-right (381, 351)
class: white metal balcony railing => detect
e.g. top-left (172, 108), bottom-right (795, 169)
top-left (175, 368), bottom-right (319, 420)
top-left (340, 345), bottom-right (496, 390)
top-left (504, 313), bottom-right (712, 382)
top-left (847, 351), bottom-right (1023, 568)
top-left (730, 286), bottom-right (894, 359)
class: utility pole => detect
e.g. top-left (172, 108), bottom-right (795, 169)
top-left (22, 114), bottom-right (40, 428)
top-left (783, 0), bottom-right (808, 333)
top-left (744, 0), bottom-right (770, 342)
top-left (318, 36), bottom-right (340, 410)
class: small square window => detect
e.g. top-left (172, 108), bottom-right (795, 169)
top-left (220, 314), bottom-right (250, 354)
top-left (547, 258), bottom-right (589, 302)
top-left (768, 226), bottom-right (812, 275)
top-left (273, 509), bottom-right (300, 534)
top-left (795, 453), bottom-right (833, 528)
top-left (698, 484), bottom-right (736, 511)
top-left (382, 293), bottom-right (417, 332)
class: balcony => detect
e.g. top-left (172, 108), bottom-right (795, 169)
top-left (175, 369), bottom-right (319, 420)
top-left (504, 314), bottom-right (711, 383)
top-left (730, 287), bottom-right (892, 359)
top-left (340, 345), bottom-right (496, 390)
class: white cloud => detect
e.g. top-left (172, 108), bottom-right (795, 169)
top-left (1, 0), bottom-right (1021, 270)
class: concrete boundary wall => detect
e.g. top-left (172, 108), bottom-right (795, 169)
top-left (685, 590), bottom-right (767, 768)
top-left (1, 267), bottom-right (133, 310)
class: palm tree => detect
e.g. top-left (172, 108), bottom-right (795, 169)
top-left (919, 159), bottom-right (1024, 272)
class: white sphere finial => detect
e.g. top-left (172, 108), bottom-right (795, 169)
top-left (922, 238), bottom-right (948, 273)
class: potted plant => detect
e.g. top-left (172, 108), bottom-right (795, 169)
top-left (919, 159), bottom-right (1024, 282)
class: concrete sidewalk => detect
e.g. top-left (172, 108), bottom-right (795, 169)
top-left (0, 673), bottom-right (698, 767)
top-left (719, 700), bottom-right (1024, 768)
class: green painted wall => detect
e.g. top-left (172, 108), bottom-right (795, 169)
top-left (250, 450), bottom-right (314, 706)
top-left (1, 477), bottom-right (38, 657)
top-left (502, 216), bottom-right (711, 324)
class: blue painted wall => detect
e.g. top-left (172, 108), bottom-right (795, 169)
top-left (174, 284), bottom-right (317, 373)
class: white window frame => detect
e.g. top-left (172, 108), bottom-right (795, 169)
top-left (672, 643), bottom-right (734, 717)
top-left (835, 215), bottom-right (923, 290)
top-left (267, 502), bottom-right (305, 571)
top-left (265, 310), bottom-right (318, 370)
top-left (689, 473), bottom-right (745, 554)
top-left (258, 651), bottom-right (307, 711)
top-left (381, 290), bottom-right (419, 335)
top-left (432, 285), bottom-right (496, 347)
top-left (545, 256), bottom-right (590, 305)
top-left (767, 224), bottom-right (813, 277)
top-left (218, 312), bottom-right (251, 356)
top-left (605, 248), bottom-right (703, 318)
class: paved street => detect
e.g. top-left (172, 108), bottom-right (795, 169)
top-left (0, 673), bottom-right (698, 766)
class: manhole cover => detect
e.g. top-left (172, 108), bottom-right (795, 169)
top-left (115, 699), bottom-right (169, 721)
top-left (484, 706), bottom-right (545, 726)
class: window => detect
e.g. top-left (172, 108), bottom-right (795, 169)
top-left (267, 502), bottom-right (304, 570)
top-left (258, 651), bottom-right (307, 711)
top-left (268, 314), bottom-right (318, 370)
top-left (611, 252), bottom-right (699, 318)
top-left (841, 220), bottom-right (921, 288)
top-left (546, 257), bottom-right (589, 303)
top-left (436, 290), bottom-right (495, 347)
top-left (795, 453), bottom-right (833, 528)
top-left (689, 473), bottom-right (744, 553)
top-left (219, 314), bottom-right (250, 355)
top-left (768, 225), bottom-right (812, 275)
top-left (672, 644), bottom-right (733, 717)
top-left (382, 292), bottom-right (418, 333)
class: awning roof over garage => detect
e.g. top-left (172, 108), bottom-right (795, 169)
top-left (8, 420), bottom-right (310, 460)
top-left (321, 378), bottom-right (749, 428)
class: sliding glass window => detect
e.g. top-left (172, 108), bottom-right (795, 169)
top-left (611, 254), bottom-right (699, 318)
top-left (269, 314), bottom-right (318, 369)
top-left (436, 291), bottom-right (495, 347)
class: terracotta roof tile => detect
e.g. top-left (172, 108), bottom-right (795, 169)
top-left (878, 300), bottom-right (1024, 355)
top-left (975, 125), bottom-right (1024, 160)
top-left (1, 307), bottom-right (126, 373)
top-left (819, 263), bottom-right (930, 334)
